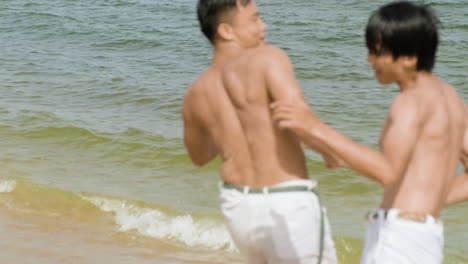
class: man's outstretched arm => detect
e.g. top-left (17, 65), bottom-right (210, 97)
top-left (182, 91), bottom-right (217, 167)
top-left (271, 93), bottom-right (423, 185)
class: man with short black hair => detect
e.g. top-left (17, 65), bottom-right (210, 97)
top-left (272, 1), bottom-right (468, 263)
top-left (183, 0), bottom-right (338, 263)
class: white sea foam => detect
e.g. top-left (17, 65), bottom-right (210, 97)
top-left (0, 180), bottom-right (16, 193)
top-left (80, 195), bottom-right (237, 252)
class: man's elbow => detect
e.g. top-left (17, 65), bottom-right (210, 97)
top-left (191, 156), bottom-right (210, 167)
top-left (184, 138), bottom-right (217, 167)
top-left (379, 172), bottom-right (399, 186)
top-left (188, 150), bottom-right (215, 167)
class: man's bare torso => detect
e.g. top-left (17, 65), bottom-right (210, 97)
top-left (186, 46), bottom-right (308, 186)
top-left (381, 74), bottom-right (466, 217)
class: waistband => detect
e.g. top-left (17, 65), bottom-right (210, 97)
top-left (367, 208), bottom-right (440, 224)
top-left (220, 179), bottom-right (318, 195)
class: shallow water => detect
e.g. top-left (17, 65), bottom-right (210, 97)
top-left (0, 0), bottom-right (467, 262)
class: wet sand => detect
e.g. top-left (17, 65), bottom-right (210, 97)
top-left (0, 207), bottom-right (242, 264)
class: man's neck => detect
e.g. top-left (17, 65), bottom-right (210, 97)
top-left (212, 42), bottom-right (245, 67)
top-left (397, 71), bottom-right (434, 92)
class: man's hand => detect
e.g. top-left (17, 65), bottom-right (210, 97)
top-left (271, 100), bottom-right (345, 167)
top-left (270, 100), bottom-right (323, 137)
top-left (323, 152), bottom-right (346, 169)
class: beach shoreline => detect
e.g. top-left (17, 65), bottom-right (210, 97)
top-left (0, 206), bottom-right (242, 264)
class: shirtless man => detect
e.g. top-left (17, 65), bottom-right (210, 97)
top-left (183, 0), bottom-right (337, 263)
top-left (271, 1), bottom-right (467, 263)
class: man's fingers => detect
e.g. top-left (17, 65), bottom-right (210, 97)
top-left (297, 100), bottom-right (310, 109)
top-left (270, 101), bottom-right (295, 110)
top-left (278, 120), bottom-right (294, 130)
top-left (272, 108), bottom-right (293, 120)
top-left (272, 112), bottom-right (292, 123)
top-left (271, 106), bottom-right (292, 114)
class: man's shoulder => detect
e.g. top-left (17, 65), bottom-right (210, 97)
top-left (184, 69), bottom-right (212, 103)
top-left (183, 80), bottom-right (207, 119)
top-left (390, 83), bottom-right (439, 123)
top-left (187, 67), bottom-right (218, 92)
top-left (227, 45), bottom-right (291, 73)
top-left (388, 91), bottom-right (423, 120)
top-left (251, 45), bottom-right (290, 62)
top-left (255, 44), bottom-right (286, 54)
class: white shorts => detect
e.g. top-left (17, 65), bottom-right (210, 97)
top-left (361, 208), bottom-right (444, 264)
top-left (219, 179), bottom-right (337, 264)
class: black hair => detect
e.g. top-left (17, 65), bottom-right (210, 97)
top-left (366, 1), bottom-right (440, 71)
top-left (197, 0), bottom-right (252, 44)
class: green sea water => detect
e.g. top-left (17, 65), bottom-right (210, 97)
top-left (0, 0), bottom-right (467, 263)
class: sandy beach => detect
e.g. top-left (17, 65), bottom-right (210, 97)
top-left (0, 206), bottom-right (242, 264)
top-left (0, 0), bottom-right (467, 262)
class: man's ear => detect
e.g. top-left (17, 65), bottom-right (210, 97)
top-left (402, 56), bottom-right (418, 70)
top-left (217, 22), bottom-right (234, 41)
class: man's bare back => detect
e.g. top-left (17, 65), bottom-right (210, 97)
top-left (379, 74), bottom-right (465, 217)
top-left (186, 2), bottom-right (339, 263)
top-left (184, 45), bottom-right (308, 187)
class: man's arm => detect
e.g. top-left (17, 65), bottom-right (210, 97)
top-left (263, 46), bottom-right (343, 168)
top-left (445, 162), bottom-right (468, 206)
top-left (182, 91), bottom-right (217, 167)
top-left (445, 107), bottom-right (468, 206)
top-left (272, 93), bottom-right (423, 185)
top-left (263, 46), bottom-right (305, 102)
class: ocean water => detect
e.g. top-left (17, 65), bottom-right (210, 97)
top-left (0, 0), bottom-right (467, 263)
